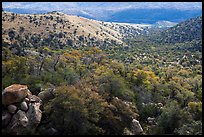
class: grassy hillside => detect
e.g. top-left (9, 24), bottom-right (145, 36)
top-left (2, 11), bottom-right (124, 48)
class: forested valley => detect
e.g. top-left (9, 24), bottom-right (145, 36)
top-left (2, 10), bottom-right (202, 135)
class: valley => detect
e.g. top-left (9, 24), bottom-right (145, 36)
top-left (2, 8), bottom-right (202, 135)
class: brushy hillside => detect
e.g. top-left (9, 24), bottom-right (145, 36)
top-left (2, 11), bottom-right (124, 48)
top-left (152, 16), bottom-right (202, 43)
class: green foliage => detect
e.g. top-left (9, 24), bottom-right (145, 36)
top-left (43, 84), bottom-right (107, 135)
top-left (174, 120), bottom-right (202, 135)
top-left (2, 16), bottom-right (202, 135)
top-left (93, 66), bottom-right (134, 101)
top-left (152, 100), bottom-right (193, 135)
top-left (187, 101), bottom-right (202, 120)
top-left (139, 103), bottom-right (161, 121)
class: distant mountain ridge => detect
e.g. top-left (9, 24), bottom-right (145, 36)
top-left (105, 9), bottom-right (202, 24)
top-left (3, 2), bottom-right (202, 24)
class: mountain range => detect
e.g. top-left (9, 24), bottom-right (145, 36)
top-left (3, 2), bottom-right (202, 24)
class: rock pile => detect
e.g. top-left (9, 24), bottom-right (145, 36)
top-left (2, 84), bottom-right (42, 135)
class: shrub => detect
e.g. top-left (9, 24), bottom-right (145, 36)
top-left (42, 84), bottom-right (107, 135)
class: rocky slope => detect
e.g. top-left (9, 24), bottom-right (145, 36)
top-left (103, 22), bottom-right (151, 38)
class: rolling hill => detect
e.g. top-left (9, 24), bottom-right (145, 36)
top-left (151, 16), bottom-right (202, 44)
top-left (2, 11), bottom-right (162, 49)
top-left (2, 11), bottom-right (124, 49)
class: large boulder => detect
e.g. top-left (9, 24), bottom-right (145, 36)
top-left (2, 84), bottom-right (29, 105)
top-left (38, 88), bottom-right (55, 103)
top-left (7, 110), bottom-right (29, 135)
top-left (26, 102), bottom-right (42, 128)
top-left (131, 119), bottom-right (143, 135)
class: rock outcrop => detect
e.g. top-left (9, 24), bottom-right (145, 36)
top-left (147, 117), bottom-right (156, 125)
top-left (2, 84), bottom-right (29, 105)
top-left (2, 84), bottom-right (43, 135)
top-left (131, 119), bottom-right (143, 135)
top-left (38, 88), bottom-right (55, 104)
